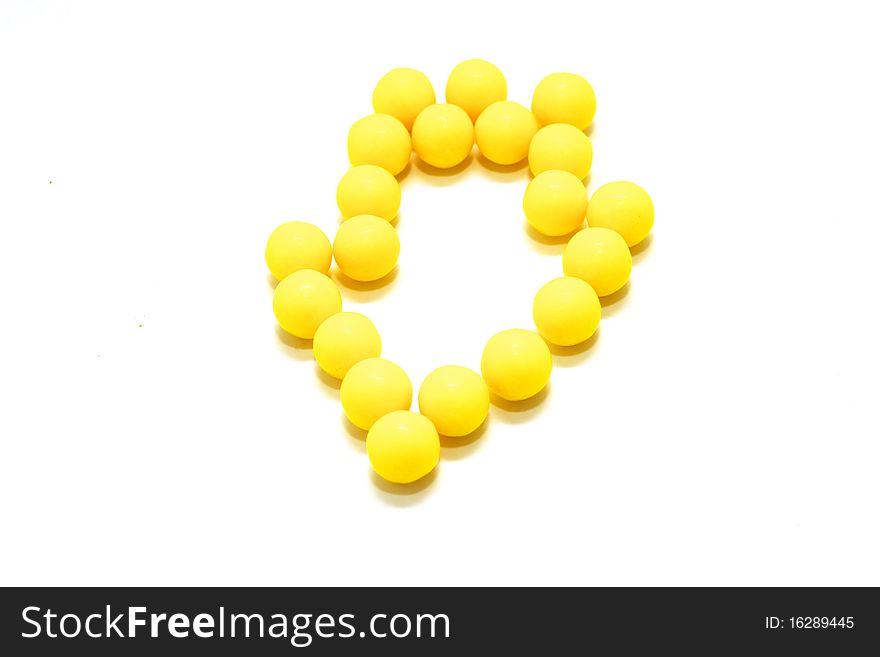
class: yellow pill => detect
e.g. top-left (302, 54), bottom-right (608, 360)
top-left (528, 123), bottom-right (593, 180)
top-left (586, 181), bottom-right (654, 247)
top-left (418, 365), bottom-right (490, 437)
top-left (372, 68), bottom-right (436, 132)
top-left (348, 113), bottom-right (412, 176)
top-left (523, 170), bottom-right (587, 236)
top-left (474, 100), bottom-right (539, 165)
top-left (481, 329), bottom-right (552, 402)
top-left (313, 312), bottom-right (382, 379)
top-left (333, 214), bottom-right (400, 282)
top-left (264, 221), bottom-right (332, 281)
top-left (562, 227), bottom-right (632, 297)
top-left (341, 358), bottom-right (412, 431)
top-left (336, 165), bottom-right (401, 222)
top-left (412, 103), bottom-right (474, 169)
top-left (532, 72), bottom-right (596, 130)
top-left (367, 411), bottom-right (440, 484)
top-left (272, 269), bottom-right (341, 339)
top-left (533, 277), bottom-right (601, 346)
top-left (445, 59), bottom-right (507, 122)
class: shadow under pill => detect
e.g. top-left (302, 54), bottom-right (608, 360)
top-left (341, 416), bottom-right (367, 457)
top-left (332, 267), bottom-right (399, 301)
top-left (314, 364), bottom-right (341, 395)
top-left (396, 160), bottom-right (413, 183)
top-left (630, 233), bottom-right (653, 263)
top-left (341, 414), bottom-right (366, 442)
top-left (370, 467), bottom-right (438, 506)
top-left (440, 420), bottom-right (489, 461)
top-left (523, 222), bottom-right (581, 255)
top-left (475, 153), bottom-right (530, 180)
top-left (599, 282), bottom-right (631, 317)
top-left (275, 325), bottom-right (314, 361)
top-left (489, 385), bottom-right (551, 425)
top-left (412, 153), bottom-right (475, 183)
top-left (547, 330), bottom-right (600, 368)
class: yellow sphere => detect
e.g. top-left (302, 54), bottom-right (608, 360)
top-left (523, 170), bottom-right (587, 236)
top-left (372, 68), bottom-right (436, 132)
top-left (264, 221), bottom-right (332, 281)
top-left (347, 113), bottom-right (412, 176)
top-left (411, 103), bottom-right (474, 169)
top-left (340, 358), bottom-right (412, 431)
top-left (532, 72), bottom-right (596, 130)
top-left (533, 277), bottom-right (601, 346)
top-left (333, 214), bottom-right (399, 282)
top-left (528, 123), bottom-right (593, 180)
top-left (418, 365), bottom-right (490, 437)
top-left (445, 59), bottom-right (507, 122)
top-left (562, 227), bottom-right (632, 297)
top-left (586, 181), bottom-right (654, 247)
top-left (272, 269), bottom-right (341, 339)
top-left (480, 329), bottom-right (552, 401)
top-left (336, 165), bottom-right (401, 222)
top-left (474, 100), bottom-right (539, 165)
top-left (367, 411), bottom-right (440, 484)
top-left (313, 312), bottom-right (382, 379)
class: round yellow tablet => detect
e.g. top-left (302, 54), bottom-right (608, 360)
top-left (586, 181), bottom-right (654, 247)
top-left (313, 312), bottom-right (382, 379)
top-left (367, 411), bottom-right (440, 484)
top-left (562, 227), bottom-right (632, 297)
top-left (333, 214), bottom-right (399, 282)
top-left (411, 103), bottom-right (474, 169)
top-left (445, 59), bottom-right (507, 122)
top-left (480, 329), bottom-right (552, 401)
top-left (523, 170), bottom-right (587, 236)
top-left (347, 113), bottom-right (412, 176)
top-left (528, 123), bottom-right (593, 180)
top-left (418, 365), bottom-right (490, 437)
top-left (533, 277), bottom-right (601, 346)
top-left (340, 358), bottom-right (412, 431)
top-left (532, 72), bottom-right (596, 130)
top-left (264, 221), bottom-right (332, 281)
top-left (372, 68), bottom-right (436, 132)
top-left (272, 269), bottom-right (341, 339)
top-left (336, 164), bottom-right (401, 222)
top-left (474, 100), bottom-right (539, 165)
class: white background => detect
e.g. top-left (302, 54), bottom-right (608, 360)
top-left (1, 0), bottom-right (878, 586)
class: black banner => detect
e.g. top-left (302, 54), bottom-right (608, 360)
top-left (1, 587), bottom-right (877, 654)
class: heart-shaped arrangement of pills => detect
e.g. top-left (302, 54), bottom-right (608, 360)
top-left (266, 60), bottom-right (653, 487)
